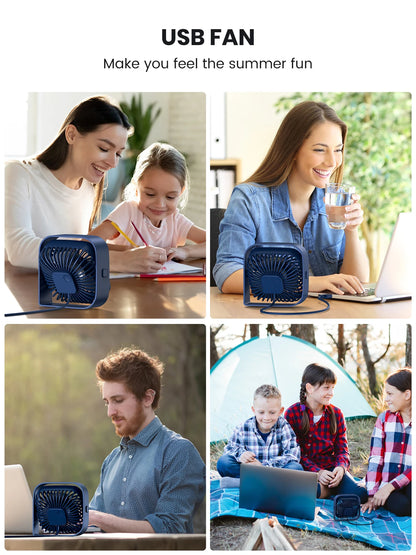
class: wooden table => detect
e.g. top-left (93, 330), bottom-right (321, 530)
top-left (210, 288), bottom-right (412, 319)
top-left (4, 262), bottom-right (206, 319)
top-left (5, 532), bottom-right (206, 550)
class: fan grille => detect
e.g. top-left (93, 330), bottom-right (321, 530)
top-left (39, 245), bottom-right (96, 305)
top-left (35, 487), bottom-right (84, 534)
top-left (246, 247), bottom-right (305, 303)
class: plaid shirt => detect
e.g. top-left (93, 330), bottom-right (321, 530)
top-left (366, 410), bottom-right (412, 496)
top-left (284, 402), bottom-right (350, 472)
top-left (223, 415), bottom-right (300, 467)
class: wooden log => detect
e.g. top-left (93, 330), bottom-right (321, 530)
top-left (242, 520), bottom-right (264, 550)
top-left (242, 517), bottom-right (296, 551)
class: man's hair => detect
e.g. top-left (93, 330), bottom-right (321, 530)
top-left (253, 384), bottom-right (281, 401)
top-left (96, 347), bottom-right (164, 408)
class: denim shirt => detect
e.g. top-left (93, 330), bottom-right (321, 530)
top-left (89, 416), bottom-right (205, 533)
top-left (213, 181), bottom-right (345, 290)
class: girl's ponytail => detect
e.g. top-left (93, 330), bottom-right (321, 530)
top-left (300, 382), bottom-right (310, 436)
top-left (327, 404), bottom-right (338, 435)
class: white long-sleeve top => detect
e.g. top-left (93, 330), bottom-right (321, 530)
top-left (5, 159), bottom-right (95, 269)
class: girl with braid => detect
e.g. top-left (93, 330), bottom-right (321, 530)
top-left (285, 363), bottom-right (367, 501)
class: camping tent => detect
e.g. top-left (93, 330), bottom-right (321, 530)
top-left (210, 335), bottom-right (376, 443)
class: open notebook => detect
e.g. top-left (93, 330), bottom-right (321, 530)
top-left (110, 259), bottom-right (203, 279)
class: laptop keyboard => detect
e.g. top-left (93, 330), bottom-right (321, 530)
top-left (356, 286), bottom-right (376, 297)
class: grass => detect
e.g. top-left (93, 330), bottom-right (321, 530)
top-left (210, 417), bottom-right (379, 551)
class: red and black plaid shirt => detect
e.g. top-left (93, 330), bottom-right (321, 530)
top-left (285, 402), bottom-right (350, 472)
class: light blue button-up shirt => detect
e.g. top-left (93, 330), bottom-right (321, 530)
top-left (89, 416), bottom-right (205, 533)
top-left (213, 181), bottom-right (345, 290)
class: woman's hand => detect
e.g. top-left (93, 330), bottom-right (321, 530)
top-left (345, 194), bottom-right (364, 231)
top-left (309, 274), bottom-right (364, 295)
top-left (328, 466), bottom-right (345, 488)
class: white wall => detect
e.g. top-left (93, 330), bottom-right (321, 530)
top-left (168, 92), bottom-right (206, 227)
top-left (28, 92), bottom-right (171, 155)
top-left (225, 92), bottom-right (290, 182)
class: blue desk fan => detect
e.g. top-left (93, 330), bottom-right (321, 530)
top-left (244, 243), bottom-right (330, 314)
top-left (33, 482), bottom-right (89, 536)
top-left (38, 234), bottom-right (110, 310)
top-left (244, 243), bottom-right (309, 313)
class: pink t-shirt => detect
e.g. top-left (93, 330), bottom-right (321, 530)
top-left (106, 200), bottom-right (193, 248)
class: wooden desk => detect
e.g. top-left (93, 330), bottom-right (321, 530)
top-left (4, 262), bottom-right (206, 319)
top-left (5, 532), bottom-right (206, 550)
top-left (210, 288), bottom-right (411, 319)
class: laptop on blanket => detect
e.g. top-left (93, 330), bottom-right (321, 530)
top-left (309, 212), bottom-right (412, 303)
top-left (239, 464), bottom-right (318, 521)
top-left (4, 464), bottom-right (33, 536)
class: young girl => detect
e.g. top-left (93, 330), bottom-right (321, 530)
top-left (213, 101), bottom-right (369, 294)
top-left (362, 368), bottom-right (411, 516)
top-left (285, 363), bottom-right (367, 501)
top-left (91, 142), bottom-right (206, 267)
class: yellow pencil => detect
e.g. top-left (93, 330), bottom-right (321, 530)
top-left (110, 221), bottom-right (138, 247)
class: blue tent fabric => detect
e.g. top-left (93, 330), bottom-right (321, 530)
top-left (211, 335), bottom-right (376, 443)
top-left (210, 479), bottom-right (411, 551)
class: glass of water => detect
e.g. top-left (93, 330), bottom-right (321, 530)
top-left (324, 183), bottom-right (355, 230)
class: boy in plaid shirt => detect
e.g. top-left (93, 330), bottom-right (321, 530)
top-left (217, 384), bottom-right (302, 479)
top-left (362, 368), bottom-right (411, 516)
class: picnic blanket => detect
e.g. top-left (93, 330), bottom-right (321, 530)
top-left (210, 478), bottom-right (411, 550)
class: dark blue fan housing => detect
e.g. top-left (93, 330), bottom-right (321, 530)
top-left (33, 482), bottom-right (89, 536)
top-left (244, 243), bottom-right (309, 308)
top-left (38, 235), bottom-right (110, 309)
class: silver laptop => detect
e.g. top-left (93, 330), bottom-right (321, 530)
top-left (4, 464), bottom-right (33, 536)
top-left (309, 212), bottom-right (413, 303)
top-left (239, 464), bottom-right (317, 521)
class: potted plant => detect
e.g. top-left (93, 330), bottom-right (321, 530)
top-left (119, 93), bottom-right (162, 182)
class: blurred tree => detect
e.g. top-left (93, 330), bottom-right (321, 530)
top-left (356, 324), bottom-right (392, 395)
top-left (276, 93), bottom-right (411, 280)
top-left (266, 324), bottom-right (284, 336)
top-left (327, 324), bottom-right (352, 366)
top-left (210, 325), bottom-right (223, 367)
top-left (290, 324), bottom-right (316, 345)
top-left (405, 325), bottom-right (412, 367)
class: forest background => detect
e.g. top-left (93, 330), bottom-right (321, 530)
top-left (211, 322), bottom-right (411, 403)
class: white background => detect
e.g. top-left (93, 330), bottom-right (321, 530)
top-left (2, 0), bottom-right (415, 91)
top-left (1, 0), bottom-right (415, 539)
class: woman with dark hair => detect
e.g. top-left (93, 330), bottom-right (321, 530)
top-left (285, 363), bottom-right (367, 501)
top-left (362, 368), bottom-right (411, 516)
top-left (213, 100), bottom-right (369, 294)
top-left (5, 95), bottom-right (168, 273)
